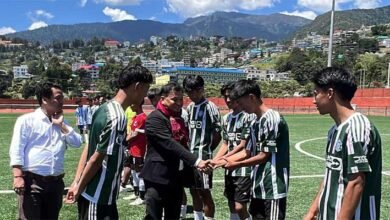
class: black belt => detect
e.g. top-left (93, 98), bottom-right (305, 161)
top-left (24, 171), bottom-right (65, 182)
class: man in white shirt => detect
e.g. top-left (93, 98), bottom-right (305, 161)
top-left (9, 82), bottom-right (82, 220)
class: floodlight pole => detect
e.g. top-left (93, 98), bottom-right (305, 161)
top-left (327, 0), bottom-right (336, 67)
top-left (387, 62), bottom-right (390, 88)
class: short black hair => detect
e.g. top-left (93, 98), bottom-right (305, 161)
top-left (147, 87), bottom-right (161, 100)
top-left (160, 83), bottom-right (183, 96)
top-left (35, 82), bottom-right (62, 106)
top-left (183, 75), bottom-right (204, 92)
top-left (312, 67), bottom-right (357, 101)
top-left (116, 64), bottom-right (153, 89)
top-left (230, 79), bottom-right (261, 100)
top-left (220, 81), bottom-right (235, 97)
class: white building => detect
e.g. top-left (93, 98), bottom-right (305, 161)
top-left (13, 65), bottom-right (32, 79)
top-left (142, 59), bottom-right (158, 73)
top-left (123, 41), bottom-right (131, 48)
top-left (220, 48), bottom-right (233, 60)
top-left (150, 36), bottom-right (161, 46)
top-left (245, 67), bottom-right (267, 81)
top-left (245, 67), bottom-right (290, 81)
top-left (71, 61), bottom-right (87, 72)
top-left (267, 70), bottom-right (290, 81)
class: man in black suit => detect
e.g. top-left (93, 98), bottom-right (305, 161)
top-left (140, 83), bottom-right (211, 220)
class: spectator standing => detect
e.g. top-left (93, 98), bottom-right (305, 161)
top-left (9, 82), bottom-right (82, 220)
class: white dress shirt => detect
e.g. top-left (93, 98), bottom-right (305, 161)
top-left (9, 108), bottom-right (82, 176)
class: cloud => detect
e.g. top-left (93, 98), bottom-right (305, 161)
top-left (0, 27), bottom-right (16, 35)
top-left (95, 0), bottom-right (142, 5)
top-left (166, 0), bottom-right (277, 18)
top-left (354, 0), bottom-right (380, 9)
top-left (80, 0), bottom-right (88, 7)
top-left (280, 10), bottom-right (317, 20)
top-left (103, 7), bottom-right (136, 21)
top-left (35, 10), bottom-right (54, 19)
top-left (149, 16), bottom-right (157, 20)
top-left (28, 21), bottom-right (48, 30)
top-left (297, 0), bottom-right (352, 13)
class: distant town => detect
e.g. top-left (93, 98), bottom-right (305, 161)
top-left (0, 23), bottom-right (389, 99)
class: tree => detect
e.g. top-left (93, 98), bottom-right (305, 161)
top-left (358, 38), bottom-right (379, 53)
top-left (43, 56), bottom-right (73, 92)
top-left (371, 25), bottom-right (388, 36)
top-left (22, 81), bottom-right (36, 99)
top-left (274, 49), bottom-right (322, 85)
top-left (27, 60), bottom-right (45, 76)
top-left (291, 60), bottom-right (325, 85)
top-left (0, 75), bottom-right (12, 97)
top-left (354, 53), bottom-right (386, 88)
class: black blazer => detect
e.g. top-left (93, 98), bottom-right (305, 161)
top-left (140, 109), bottom-right (198, 185)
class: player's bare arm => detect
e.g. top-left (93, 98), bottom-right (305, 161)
top-left (337, 173), bottom-right (365, 220)
top-left (225, 151), bottom-right (270, 170)
top-left (69, 144), bottom-right (89, 188)
top-left (223, 139), bottom-right (248, 159)
top-left (64, 151), bottom-right (106, 204)
top-left (211, 140), bottom-right (228, 168)
top-left (303, 181), bottom-right (324, 220)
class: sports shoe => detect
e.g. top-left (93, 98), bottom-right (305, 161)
top-left (119, 186), bottom-right (127, 192)
top-left (123, 194), bottom-right (137, 200)
top-left (126, 184), bottom-right (134, 191)
top-left (130, 197), bottom-right (145, 205)
top-left (120, 184), bottom-right (134, 192)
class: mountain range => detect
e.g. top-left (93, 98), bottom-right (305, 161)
top-left (6, 5), bottom-right (390, 44)
top-left (6, 12), bottom-right (310, 44)
top-left (295, 5), bottom-right (390, 37)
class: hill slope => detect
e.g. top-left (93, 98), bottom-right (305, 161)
top-left (6, 12), bottom-right (311, 44)
top-left (295, 5), bottom-right (390, 37)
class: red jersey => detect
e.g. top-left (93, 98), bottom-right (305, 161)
top-left (129, 112), bottom-right (147, 157)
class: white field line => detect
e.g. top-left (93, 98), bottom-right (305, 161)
top-left (0, 175), bottom-right (325, 194)
top-left (295, 135), bottom-right (390, 176)
top-left (1, 136), bottom-right (388, 194)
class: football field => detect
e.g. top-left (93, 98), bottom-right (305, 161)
top-left (0, 113), bottom-right (389, 219)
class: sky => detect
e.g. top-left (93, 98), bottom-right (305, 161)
top-left (0, 0), bottom-right (388, 35)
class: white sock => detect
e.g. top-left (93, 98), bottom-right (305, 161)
top-left (193, 211), bottom-right (204, 220)
top-left (131, 170), bottom-right (139, 187)
top-left (230, 213), bottom-right (239, 220)
top-left (138, 176), bottom-right (145, 191)
top-left (84, 134), bottom-right (89, 143)
top-left (180, 205), bottom-right (187, 218)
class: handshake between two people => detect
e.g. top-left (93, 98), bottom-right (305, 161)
top-left (196, 157), bottom-right (239, 174)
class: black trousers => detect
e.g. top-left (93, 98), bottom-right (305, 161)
top-left (144, 180), bottom-right (183, 220)
top-left (17, 174), bottom-right (64, 220)
top-left (77, 196), bottom-right (118, 220)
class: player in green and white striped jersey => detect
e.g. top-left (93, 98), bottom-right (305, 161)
top-left (304, 67), bottom-right (382, 220)
top-left (225, 80), bottom-right (290, 220)
top-left (183, 75), bottom-right (221, 220)
top-left (65, 65), bottom-right (153, 219)
top-left (81, 100), bottom-right (127, 204)
top-left (213, 82), bottom-right (256, 220)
